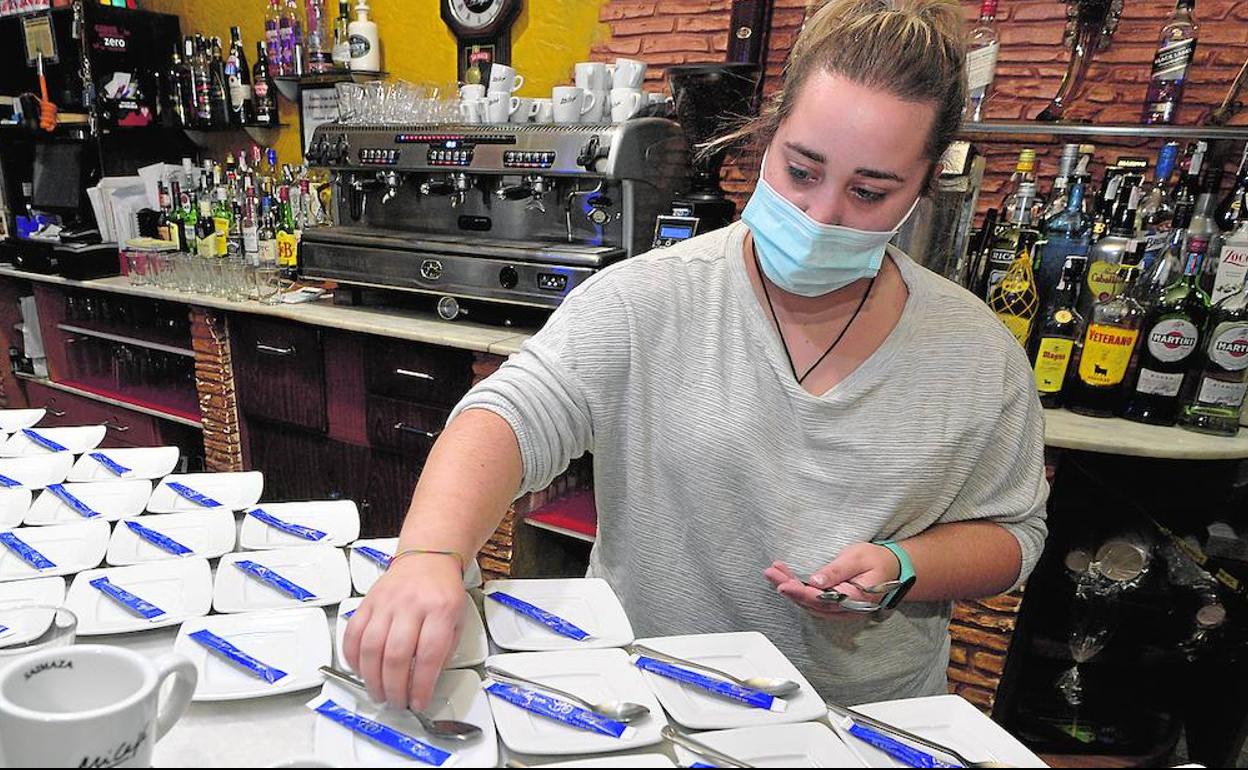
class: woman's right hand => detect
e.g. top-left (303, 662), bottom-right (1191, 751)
top-left (342, 552), bottom-right (466, 711)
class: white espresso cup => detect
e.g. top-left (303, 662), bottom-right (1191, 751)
top-left (459, 97), bottom-right (486, 123)
top-left (574, 61), bottom-right (609, 93)
top-left (610, 88), bottom-right (644, 122)
top-left (552, 86), bottom-right (595, 124)
top-left (488, 63), bottom-right (524, 94)
top-left (509, 96), bottom-right (539, 123)
top-left (613, 57), bottom-right (647, 89)
top-left (583, 89), bottom-right (609, 123)
top-left (0, 644), bottom-right (197, 768)
top-left (533, 98), bottom-right (554, 123)
top-left (458, 83), bottom-right (486, 101)
top-left (485, 90), bottom-right (515, 123)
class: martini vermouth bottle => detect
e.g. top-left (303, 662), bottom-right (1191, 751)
top-left (1179, 270), bottom-right (1248, 435)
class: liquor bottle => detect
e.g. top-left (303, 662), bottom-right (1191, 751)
top-left (242, 192), bottom-right (260, 265)
top-left (155, 182), bottom-right (173, 243)
top-left (1171, 141), bottom-right (1205, 217)
top-left (348, 0), bottom-right (381, 72)
top-left (1212, 218), bottom-right (1248, 305)
top-left (225, 27), bottom-right (253, 126)
top-left (965, 0), bottom-right (999, 122)
top-left (1179, 272), bottom-right (1248, 435)
top-left (177, 39), bottom-right (198, 128)
top-left (1139, 141), bottom-right (1180, 236)
top-left (168, 181), bottom-right (188, 252)
top-left (1191, 182), bottom-right (1225, 297)
top-left (331, 0), bottom-right (351, 69)
top-left (1000, 149), bottom-right (1039, 224)
top-left (212, 184), bottom-right (233, 258)
top-left (1215, 143), bottom-right (1248, 232)
top-left (208, 37), bottom-right (232, 129)
top-left (191, 36), bottom-right (213, 127)
top-left (989, 228), bottom-right (1041, 347)
top-left (265, 0), bottom-right (283, 74)
top-left (276, 186), bottom-right (299, 270)
top-left (1122, 240), bottom-right (1210, 425)
top-left (167, 48), bottom-right (187, 127)
top-left (1034, 256), bottom-right (1087, 408)
top-left (258, 203), bottom-right (278, 266)
top-left (180, 186), bottom-right (198, 255)
top-left (278, 0), bottom-right (297, 77)
top-left (1067, 263), bottom-right (1145, 418)
top-left (1079, 179), bottom-right (1142, 322)
top-left (1041, 144), bottom-right (1082, 228)
top-left (1038, 173), bottom-right (1091, 312)
top-left (1135, 197), bottom-right (1195, 310)
top-left (1091, 169), bottom-right (1125, 243)
top-left (287, 0), bottom-right (305, 75)
top-left (968, 208), bottom-right (998, 296)
top-left (252, 43), bottom-right (278, 127)
top-left (196, 197), bottom-right (217, 259)
top-left (1142, 0), bottom-right (1198, 125)
top-left (985, 182), bottom-right (1040, 301)
top-left (304, 0), bottom-right (332, 73)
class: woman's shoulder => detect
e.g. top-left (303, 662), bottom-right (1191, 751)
top-left (579, 223), bottom-right (743, 297)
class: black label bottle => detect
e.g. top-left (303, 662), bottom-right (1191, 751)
top-left (1142, 0), bottom-right (1199, 125)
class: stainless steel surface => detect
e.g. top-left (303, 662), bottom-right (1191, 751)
top-left (825, 700), bottom-right (1015, 768)
top-left (800, 577), bottom-right (903, 613)
top-left (315, 665), bottom-right (484, 742)
top-left (482, 664), bottom-right (652, 723)
top-left (625, 643), bottom-right (801, 698)
top-left (661, 724), bottom-right (754, 768)
top-left (961, 121), bottom-right (1248, 140)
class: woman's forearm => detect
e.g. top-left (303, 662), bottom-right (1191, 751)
top-left (899, 521), bottom-right (1023, 601)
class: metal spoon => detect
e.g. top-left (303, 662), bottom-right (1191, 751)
top-left (317, 665), bottom-right (483, 742)
top-left (483, 663), bottom-right (652, 723)
top-left (826, 700), bottom-right (1016, 768)
top-left (627, 643), bottom-right (801, 698)
top-left (661, 724), bottom-right (754, 768)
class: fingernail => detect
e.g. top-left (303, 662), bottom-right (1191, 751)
top-left (811, 574), bottom-right (828, 588)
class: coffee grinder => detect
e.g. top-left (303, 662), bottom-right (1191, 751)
top-left (653, 63), bottom-right (761, 249)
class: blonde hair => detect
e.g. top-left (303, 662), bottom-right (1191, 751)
top-left (717, 0), bottom-right (967, 165)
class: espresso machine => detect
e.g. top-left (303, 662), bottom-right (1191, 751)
top-left (301, 118), bottom-right (689, 320)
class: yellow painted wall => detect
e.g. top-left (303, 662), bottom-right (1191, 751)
top-left (144, 0), bottom-right (609, 162)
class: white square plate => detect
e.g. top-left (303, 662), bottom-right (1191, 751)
top-left (838, 695), bottom-right (1048, 768)
top-left (483, 578), bottom-right (634, 651)
top-left (67, 446), bottom-right (181, 482)
top-left (213, 546), bottom-right (351, 613)
top-left (312, 671), bottom-right (498, 768)
top-left (0, 409), bottom-right (45, 435)
top-left (0, 576), bottom-right (66, 648)
top-left (0, 454), bottom-right (74, 489)
top-left (0, 488), bottom-right (32, 528)
top-left (532, 755), bottom-right (675, 768)
top-left (0, 520), bottom-right (109, 581)
top-left (65, 558), bottom-right (212, 635)
top-left (334, 595), bottom-right (488, 673)
top-left (0, 425), bottom-right (107, 457)
top-left (485, 648), bottom-right (667, 756)
top-left (633, 631), bottom-right (828, 730)
top-left (672, 722), bottom-right (865, 768)
top-left (346, 538), bottom-right (483, 596)
top-left (106, 511), bottom-right (237, 566)
top-left (239, 501), bottom-right (361, 550)
top-left (147, 471), bottom-right (265, 513)
top-left (24, 480), bottom-right (154, 525)
top-left (175, 607), bottom-right (332, 701)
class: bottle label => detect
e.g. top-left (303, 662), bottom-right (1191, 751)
top-left (243, 227), bottom-right (259, 255)
top-left (197, 233), bottom-right (217, 259)
top-left (349, 34), bottom-right (371, 59)
top-left (1079, 324), bottom-right (1140, 386)
top-left (229, 80), bottom-right (251, 107)
top-left (253, 81), bottom-right (269, 99)
top-left (213, 217), bottom-right (230, 257)
top-left (1034, 337), bottom-right (1074, 394)
top-left (1149, 38), bottom-right (1196, 83)
top-left (1208, 322), bottom-right (1248, 371)
top-left (1147, 318), bottom-right (1199, 363)
top-left (259, 239), bottom-right (278, 266)
top-left (966, 41), bottom-right (999, 94)
top-left (1135, 367), bottom-right (1185, 397)
top-left (1198, 377), bottom-right (1248, 408)
top-left (276, 231), bottom-right (298, 267)
top-left (1086, 260), bottom-right (1124, 303)
top-left (997, 313), bottom-right (1032, 346)
top-left (1213, 244), bottom-right (1248, 304)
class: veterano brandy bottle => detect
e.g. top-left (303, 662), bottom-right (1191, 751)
top-left (1067, 263), bottom-right (1145, 418)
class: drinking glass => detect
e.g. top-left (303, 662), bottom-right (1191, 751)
top-left (124, 250), bottom-right (148, 285)
top-left (335, 82), bottom-right (365, 123)
top-left (254, 266), bottom-right (283, 304)
top-left (0, 606), bottom-right (77, 660)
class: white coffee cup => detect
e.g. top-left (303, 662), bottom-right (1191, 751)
top-left (485, 90), bottom-right (515, 123)
top-left (488, 63), bottom-right (524, 94)
top-left (583, 89), bottom-right (609, 123)
top-left (458, 83), bottom-right (486, 101)
top-left (574, 61), bottom-right (609, 93)
top-left (613, 57), bottom-right (647, 89)
top-left (533, 98), bottom-right (554, 123)
top-left (552, 86), bottom-right (595, 124)
top-left (0, 644), bottom-right (197, 768)
top-left (459, 97), bottom-right (486, 123)
top-left (510, 96), bottom-right (539, 123)
top-left (611, 88), bottom-right (644, 122)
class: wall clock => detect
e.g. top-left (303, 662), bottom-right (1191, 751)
top-left (440, 0), bottom-right (523, 84)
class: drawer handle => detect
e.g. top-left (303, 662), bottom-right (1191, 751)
top-left (394, 368), bottom-right (436, 382)
top-left (255, 343), bottom-right (297, 357)
top-left (104, 420), bottom-right (131, 433)
top-left (44, 406), bottom-right (66, 417)
top-left (393, 422), bottom-right (442, 440)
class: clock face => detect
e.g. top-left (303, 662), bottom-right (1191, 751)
top-left (449, 0), bottom-right (505, 30)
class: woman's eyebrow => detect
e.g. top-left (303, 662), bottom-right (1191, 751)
top-left (856, 168), bottom-right (905, 183)
top-left (783, 141), bottom-right (825, 164)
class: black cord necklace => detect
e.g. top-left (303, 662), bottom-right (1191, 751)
top-left (753, 250), bottom-right (877, 385)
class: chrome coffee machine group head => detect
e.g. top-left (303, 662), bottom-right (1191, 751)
top-left (302, 119), bottom-right (689, 314)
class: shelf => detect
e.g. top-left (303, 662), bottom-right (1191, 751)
top-left (273, 70), bottom-right (388, 102)
top-left (1043, 408), bottom-right (1248, 461)
top-left (960, 121), bottom-right (1248, 141)
top-left (181, 124), bottom-right (287, 148)
top-left (58, 323), bottom-right (194, 358)
top-left (13, 372), bottom-right (203, 429)
top-left (524, 491), bottom-right (598, 544)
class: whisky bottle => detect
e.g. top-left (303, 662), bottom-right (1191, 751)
top-left (1034, 256), bottom-right (1087, 408)
top-left (1142, 0), bottom-right (1198, 125)
top-left (1215, 143), bottom-right (1248, 232)
top-left (1067, 264), bottom-right (1145, 418)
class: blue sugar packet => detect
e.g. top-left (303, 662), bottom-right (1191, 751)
top-left (307, 696), bottom-right (455, 766)
top-left (165, 481), bottom-right (223, 508)
top-left (233, 559), bottom-right (318, 601)
top-left (843, 721), bottom-right (960, 769)
top-left (247, 508), bottom-right (327, 542)
top-left (0, 531), bottom-right (56, 570)
top-left (0, 473), bottom-right (22, 488)
top-left (485, 591), bottom-right (592, 641)
top-left (21, 428), bottom-right (68, 453)
top-left (342, 609), bottom-right (357, 619)
top-left (631, 655), bottom-right (786, 712)
top-left (124, 520), bottom-right (194, 557)
top-left (688, 764), bottom-right (716, 769)
top-left (45, 484), bottom-right (100, 519)
top-left (483, 680), bottom-right (635, 739)
top-left (352, 545), bottom-right (392, 568)
top-left (0, 623), bottom-right (9, 637)
top-left (89, 576), bottom-right (167, 621)
top-left (188, 629), bottom-right (288, 684)
top-left (88, 452), bottom-right (132, 476)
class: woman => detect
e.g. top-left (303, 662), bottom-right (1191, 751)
top-left (345, 0), bottom-right (1048, 712)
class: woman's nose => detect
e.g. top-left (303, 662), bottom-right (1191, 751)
top-left (799, 194), bottom-right (846, 228)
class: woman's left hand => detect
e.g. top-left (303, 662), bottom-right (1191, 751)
top-left (763, 542), bottom-right (900, 618)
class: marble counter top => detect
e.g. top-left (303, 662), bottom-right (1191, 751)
top-left (1042, 408), bottom-right (1248, 461)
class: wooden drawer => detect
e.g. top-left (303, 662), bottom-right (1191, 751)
top-left (363, 338), bottom-right (473, 407)
top-left (365, 393), bottom-right (448, 457)
top-left (22, 381), bottom-right (161, 447)
top-left (233, 316), bottom-right (328, 432)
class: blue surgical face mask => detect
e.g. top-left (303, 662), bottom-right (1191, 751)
top-left (741, 174), bottom-right (919, 297)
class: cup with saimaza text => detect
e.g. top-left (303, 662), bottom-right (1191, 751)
top-left (574, 61), bottom-right (609, 93)
top-left (610, 88), bottom-right (644, 122)
top-left (488, 63), bottom-right (524, 94)
top-left (613, 57), bottom-right (647, 89)
top-left (485, 90), bottom-right (515, 123)
top-left (0, 644), bottom-right (197, 768)
top-left (510, 96), bottom-right (539, 123)
top-left (552, 86), bottom-right (596, 124)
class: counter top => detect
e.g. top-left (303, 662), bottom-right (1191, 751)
top-left (0, 266), bottom-right (536, 357)
top-left (1043, 408), bottom-right (1248, 461)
